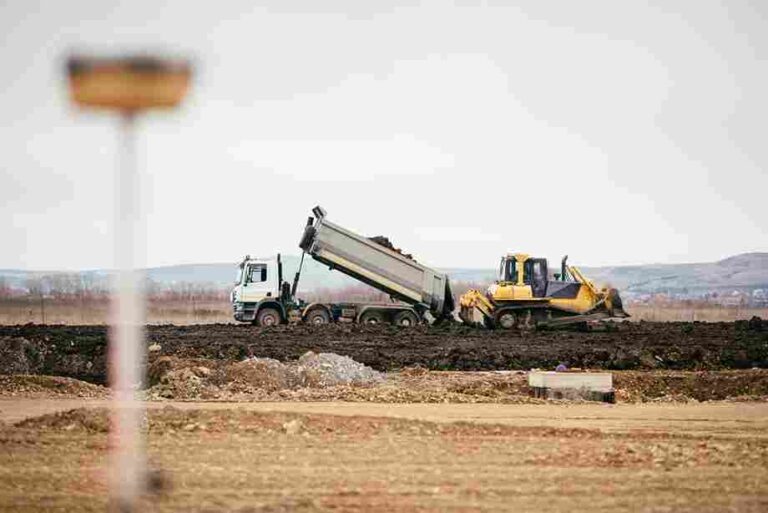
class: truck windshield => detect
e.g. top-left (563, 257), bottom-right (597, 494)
top-left (235, 267), bottom-right (243, 284)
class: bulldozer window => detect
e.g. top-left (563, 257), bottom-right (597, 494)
top-left (502, 258), bottom-right (518, 283)
top-left (524, 259), bottom-right (548, 297)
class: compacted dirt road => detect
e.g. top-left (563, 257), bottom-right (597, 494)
top-left (1, 398), bottom-right (767, 435)
top-left (1, 398), bottom-right (767, 512)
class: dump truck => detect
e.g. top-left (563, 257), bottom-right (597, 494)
top-left (231, 206), bottom-right (455, 326)
top-left (459, 253), bottom-right (629, 329)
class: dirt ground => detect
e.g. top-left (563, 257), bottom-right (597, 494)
top-left (1, 400), bottom-right (767, 512)
top-left (1, 321), bottom-right (767, 511)
top-left (3, 368), bottom-right (767, 405)
top-left (0, 369), bottom-right (766, 511)
top-left (1, 319), bottom-right (766, 384)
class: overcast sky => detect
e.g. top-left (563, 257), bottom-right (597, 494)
top-left (1, 0), bottom-right (766, 270)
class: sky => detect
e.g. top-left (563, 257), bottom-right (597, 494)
top-left (1, 0), bottom-right (766, 270)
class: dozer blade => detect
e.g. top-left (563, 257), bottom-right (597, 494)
top-left (607, 288), bottom-right (630, 318)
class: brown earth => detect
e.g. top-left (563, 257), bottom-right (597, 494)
top-left (0, 320), bottom-right (766, 385)
top-left (143, 356), bottom-right (768, 403)
top-left (0, 375), bottom-right (109, 399)
top-left (1, 404), bottom-right (767, 512)
top-left (3, 364), bottom-right (767, 404)
top-left (2, 321), bottom-right (766, 511)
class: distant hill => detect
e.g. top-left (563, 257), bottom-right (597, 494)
top-left (2, 253), bottom-right (767, 296)
top-left (581, 253), bottom-right (768, 294)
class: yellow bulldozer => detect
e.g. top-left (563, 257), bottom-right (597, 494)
top-left (459, 253), bottom-right (629, 329)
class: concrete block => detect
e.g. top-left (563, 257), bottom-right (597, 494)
top-left (528, 371), bottom-right (614, 403)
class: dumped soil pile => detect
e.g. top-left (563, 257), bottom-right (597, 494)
top-left (0, 330), bottom-right (106, 383)
top-left (147, 351), bottom-right (385, 400)
top-left (13, 407), bottom-right (593, 439)
top-left (614, 369), bottom-right (768, 402)
top-left (0, 375), bottom-right (109, 398)
top-left (0, 360), bottom-right (764, 403)
top-left (15, 407), bottom-right (110, 432)
top-left (1, 320), bottom-right (766, 384)
top-left (145, 355), bottom-right (540, 403)
top-left (147, 357), bottom-right (766, 403)
top-left (368, 235), bottom-right (415, 260)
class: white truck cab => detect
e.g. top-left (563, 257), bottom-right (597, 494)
top-left (231, 256), bottom-right (284, 324)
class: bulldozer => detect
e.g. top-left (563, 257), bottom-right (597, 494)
top-left (459, 253), bottom-right (629, 329)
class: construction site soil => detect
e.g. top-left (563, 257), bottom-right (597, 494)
top-left (2, 320), bottom-right (767, 511)
top-left (0, 320), bottom-right (766, 385)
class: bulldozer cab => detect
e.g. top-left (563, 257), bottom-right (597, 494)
top-left (499, 254), bottom-right (548, 298)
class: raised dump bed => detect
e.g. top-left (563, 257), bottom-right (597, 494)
top-left (299, 206), bottom-right (454, 322)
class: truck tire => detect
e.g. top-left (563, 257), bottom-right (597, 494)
top-left (256, 307), bottom-right (281, 327)
top-left (359, 310), bottom-right (386, 325)
top-left (305, 308), bottom-right (331, 325)
top-left (393, 310), bottom-right (418, 327)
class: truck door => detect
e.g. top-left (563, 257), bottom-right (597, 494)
top-left (524, 258), bottom-right (548, 298)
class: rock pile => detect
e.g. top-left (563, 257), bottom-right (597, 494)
top-left (147, 352), bottom-right (383, 400)
top-left (298, 351), bottom-right (385, 387)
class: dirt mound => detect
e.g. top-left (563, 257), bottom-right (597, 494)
top-left (614, 369), bottom-right (768, 402)
top-left (150, 365), bottom-right (216, 400)
top-left (0, 375), bottom-right (109, 398)
top-left (0, 329), bottom-right (107, 383)
top-left (15, 407), bottom-right (110, 432)
top-left (222, 357), bottom-right (301, 391)
top-left (143, 408), bottom-right (597, 438)
top-left (147, 352), bottom-right (384, 400)
top-left (15, 407), bottom-right (585, 439)
top-left (0, 336), bottom-right (37, 374)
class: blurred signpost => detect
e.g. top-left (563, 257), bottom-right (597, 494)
top-left (66, 54), bottom-right (191, 511)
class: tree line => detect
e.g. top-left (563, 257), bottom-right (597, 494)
top-left (0, 274), bottom-right (229, 301)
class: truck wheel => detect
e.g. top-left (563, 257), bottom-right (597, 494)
top-left (360, 310), bottom-right (386, 325)
top-left (305, 308), bottom-right (331, 325)
top-left (393, 311), bottom-right (418, 327)
top-left (256, 307), bottom-right (281, 327)
top-left (495, 310), bottom-right (517, 330)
